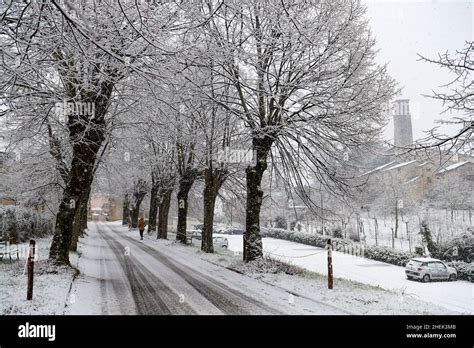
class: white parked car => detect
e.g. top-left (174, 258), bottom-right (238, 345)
top-left (405, 258), bottom-right (457, 282)
top-left (213, 236), bottom-right (228, 248)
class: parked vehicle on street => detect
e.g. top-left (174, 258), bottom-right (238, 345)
top-left (192, 224), bottom-right (223, 235)
top-left (227, 228), bottom-right (244, 235)
top-left (405, 258), bottom-right (457, 282)
top-left (213, 236), bottom-right (228, 248)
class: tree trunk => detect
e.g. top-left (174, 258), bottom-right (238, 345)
top-left (244, 136), bottom-right (272, 262)
top-left (81, 194), bottom-right (89, 232)
top-left (131, 198), bottom-right (143, 228)
top-left (244, 164), bottom-right (265, 261)
top-left (122, 193), bottom-right (130, 225)
top-left (48, 79), bottom-right (112, 266)
top-left (374, 217), bottom-right (378, 246)
top-left (394, 204), bottom-right (399, 238)
top-left (201, 168), bottom-right (226, 253)
top-left (390, 227), bottom-right (395, 249)
top-left (70, 202), bottom-right (84, 252)
top-left (157, 188), bottom-right (172, 239)
top-left (148, 183), bottom-right (159, 234)
top-left (49, 149), bottom-right (99, 265)
top-left (176, 172), bottom-right (196, 244)
top-left (70, 185), bottom-right (91, 251)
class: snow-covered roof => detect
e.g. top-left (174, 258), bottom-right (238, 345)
top-left (362, 161), bottom-right (396, 175)
top-left (405, 176), bottom-right (420, 184)
top-left (382, 160), bottom-right (417, 171)
top-left (437, 161), bottom-right (469, 174)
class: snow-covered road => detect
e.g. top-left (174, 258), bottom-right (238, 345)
top-left (66, 222), bottom-right (349, 315)
top-left (218, 235), bottom-right (473, 314)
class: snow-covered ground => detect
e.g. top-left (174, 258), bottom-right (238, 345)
top-left (66, 222), bottom-right (460, 315)
top-left (67, 222), bottom-right (348, 314)
top-left (215, 234), bottom-right (473, 314)
top-left (2, 222), bottom-right (469, 315)
top-left (0, 238), bottom-right (76, 315)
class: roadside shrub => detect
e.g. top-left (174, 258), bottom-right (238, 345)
top-left (414, 246), bottom-right (424, 255)
top-left (231, 256), bottom-right (303, 276)
top-left (348, 231), bottom-right (360, 242)
top-left (273, 216), bottom-right (288, 230)
top-left (289, 221), bottom-right (296, 231)
top-left (0, 206), bottom-right (53, 243)
top-left (364, 246), bottom-right (416, 267)
top-left (446, 261), bottom-right (472, 281)
top-left (332, 226), bottom-right (344, 239)
top-left (437, 234), bottom-right (474, 263)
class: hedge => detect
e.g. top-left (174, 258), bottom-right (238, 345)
top-left (446, 261), bottom-right (471, 281)
top-left (0, 206), bottom-right (53, 243)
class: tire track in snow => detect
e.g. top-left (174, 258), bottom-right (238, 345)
top-left (99, 237), bottom-right (109, 315)
top-left (103, 224), bottom-right (282, 314)
top-left (100, 229), bottom-right (197, 315)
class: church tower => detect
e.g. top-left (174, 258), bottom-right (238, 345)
top-left (393, 99), bottom-right (413, 147)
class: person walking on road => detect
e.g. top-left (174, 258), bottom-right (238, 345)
top-left (138, 215), bottom-right (146, 240)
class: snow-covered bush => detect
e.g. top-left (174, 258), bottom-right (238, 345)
top-left (273, 216), bottom-right (288, 230)
top-left (262, 227), bottom-right (355, 250)
top-left (332, 226), bottom-right (344, 239)
top-left (446, 261), bottom-right (472, 281)
top-left (348, 231), bottom-right (360, 242)
top-left (0, 206), bottom-right (53, 243)
top-left (231, 256), bottom-right (303, 276)
top-left (437, 235), bottom-right (474, 263)
top-left (364, 246), bottom-right (416, 267)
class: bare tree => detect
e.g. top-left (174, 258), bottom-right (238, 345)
top-left (414, 41), bottom-right (473, 157)
top-left (0, 1), bottom-right (177, 264)
top-left (196, 0), bottom-right (396, 261)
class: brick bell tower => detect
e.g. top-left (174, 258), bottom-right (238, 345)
top-left (393, 99), bottom-right (413, 147)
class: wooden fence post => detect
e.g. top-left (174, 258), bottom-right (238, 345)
top-left (27, 240), bottom-right (36, 300)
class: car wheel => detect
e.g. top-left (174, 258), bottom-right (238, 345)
top-left (449, 274), bottom-right (457, 281)
top-left (422, 274), bottom-right (430, 283)
top-left (407, 276), bottom-right (413, 280)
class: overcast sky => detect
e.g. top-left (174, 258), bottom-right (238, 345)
top-left (363, 0), bottom-right (473, 143)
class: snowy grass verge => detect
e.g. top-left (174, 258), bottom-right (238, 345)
top-left (261, 228), bottom-right (473, 280)
top-left (147, 231), bottom-right (455, 315)
top-left (0, 237), bottom-right (77, 315)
